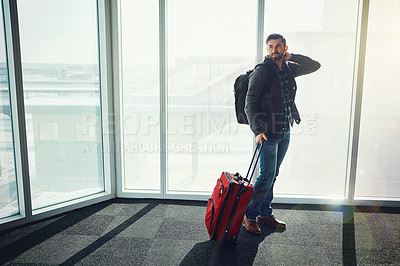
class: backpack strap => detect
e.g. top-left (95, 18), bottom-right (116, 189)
top-left (251, 61), bottom-right (275, 97)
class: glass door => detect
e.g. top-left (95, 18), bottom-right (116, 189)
top-left (0, 1), bottom-right (19, 219)
top-left (355, 0), bottom-right (400, 200)
top-left (264, 0), bottom-right (359, 200)
top-left (166, 0), bottom-right (257, 196)
top-left (18, 0), bottom-right (105, 210)
top-left (119, 0), bottom-right (161, 195)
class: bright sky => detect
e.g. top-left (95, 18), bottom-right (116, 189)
top-left (0, 0), bottom-right (398, 65)
top-left (17, 0), bottom-right (98, 64)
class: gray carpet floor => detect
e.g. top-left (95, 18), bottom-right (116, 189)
top-left (0, 198), bottom-right (399, 265)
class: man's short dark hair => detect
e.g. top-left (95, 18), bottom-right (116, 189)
top-left (266, 33), bottom-right (286, 47)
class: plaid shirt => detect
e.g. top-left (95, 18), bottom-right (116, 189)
top-left (277, 66), bottom-right (293, 129)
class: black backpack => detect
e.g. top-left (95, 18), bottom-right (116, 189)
top-left (233, 63), bottom-right (266, 124)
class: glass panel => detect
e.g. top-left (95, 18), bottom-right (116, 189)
top-left (167, 0), bottom-right (257, 193)
top-left (120, 0), bottom-right (160, 191)
top-left (17, 0), bottom-right (104, 210)
top-left (0, 4), bottom-right (19, 219)
top-left (264, 0), bottom-right (359, 198)
top-left (355, 0), bottom-right (400, 199)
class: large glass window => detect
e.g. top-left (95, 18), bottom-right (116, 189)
top-left (264, 0), bottom-right (359, 198)
top-left (0, 3), bottom-right (19, 219)
top-left (17, 0), bottom-right (104, 210)
top-left (120, 0), bottom-right (160, 192)
top-left (355, 0), bottom-right (400, 199)
top-left (167, 0), bottom-right (257, 194)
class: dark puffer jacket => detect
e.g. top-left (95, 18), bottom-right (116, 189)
top-left (245, 54), bottom-right (320, 137)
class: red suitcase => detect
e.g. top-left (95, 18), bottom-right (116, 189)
top-left (205, 143), bottom-right (263, 243)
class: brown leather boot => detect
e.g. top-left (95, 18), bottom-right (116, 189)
top-left (257, 215), bottom-right (286, 228)
top-left (243, 216), bottom-right (262, 234)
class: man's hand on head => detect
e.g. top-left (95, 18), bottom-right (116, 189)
top-left (284, 52), bottom-right (292, 61)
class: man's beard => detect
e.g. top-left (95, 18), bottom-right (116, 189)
top-left (271, 52), bottom-right (283, 61)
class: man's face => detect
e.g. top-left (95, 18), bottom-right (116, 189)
top-left (267, 38), bottom-right (286, 61)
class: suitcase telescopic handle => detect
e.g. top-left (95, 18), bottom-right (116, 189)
top-left (244, 140), bottom-right (264, 183)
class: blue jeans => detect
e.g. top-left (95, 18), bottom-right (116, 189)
top-left (245, 130), bottom-right (290, 221)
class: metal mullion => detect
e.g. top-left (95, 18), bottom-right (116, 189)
top-left (347, 0), bottom-right (370, 205)
top-left (256, 0), bottom-right (265, 64)
top-left (250, 0), bottom-right (265, 183)
top-left (109, 0), bottom-right (124, 197)
top-left (2, 0), bottom-right (32, 222)
top-left (97, 0), bottom-right (116, 197)
top-left (112, 0), bottom-right (124, 196)
top-left (159, 0), bottom-right (167, 198)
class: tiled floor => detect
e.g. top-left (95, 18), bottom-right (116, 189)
top-left (1, 199), bottom-right (399, 265)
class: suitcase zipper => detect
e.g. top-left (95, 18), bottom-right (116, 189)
top-left (224, 171), bottom-right (233, 182)
top-left (208, 198), bottom-right (215, 232)
top-left (219, 179), bottom-right (223, 198)
top-left (211, 173), bottom-right (235, 240)
top-left (222, 181), bottom-right (245, 242)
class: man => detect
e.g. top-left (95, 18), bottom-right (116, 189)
top-left (243, 33), bottom-right (320, 234)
